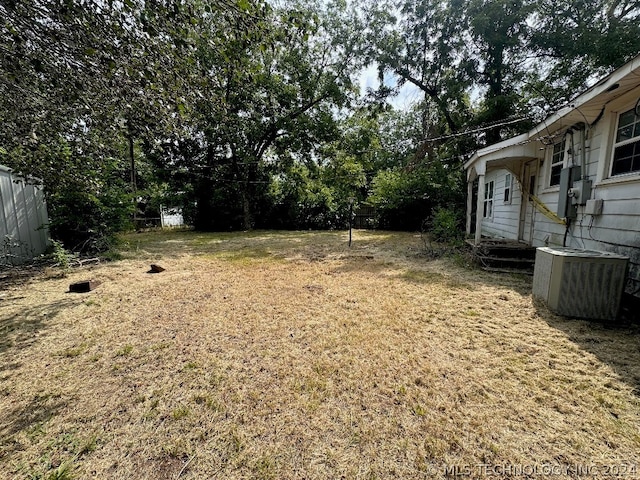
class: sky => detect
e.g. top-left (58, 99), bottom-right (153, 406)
top-left (358, 64), bottom-right (424, 110)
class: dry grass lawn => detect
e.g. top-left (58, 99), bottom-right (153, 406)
top-left (1, 229), bottom-right (640, 479)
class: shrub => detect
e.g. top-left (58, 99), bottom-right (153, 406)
top-left (429, 207), bottom-right (464, 243)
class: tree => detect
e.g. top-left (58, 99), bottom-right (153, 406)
top-left (364, 106), bottom-right (466, 230)
top-left (0, 0), bottom-right (257, 247)
top-left (362, 0), bottom-right (640, 146)
top-left (149, 0), bottom-right (365, 230)
top-left (528, 0), bottom-right (640, 109)
top-left (362, 0), bottom-right (471, 136)
top-left (3, 0), bottom-right (638, 243)
top-left (465, 0), bottom-right (534, 143)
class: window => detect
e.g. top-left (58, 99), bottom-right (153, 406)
top-left (549, 139), bottom-right (565, 186)
top-left (483, 180), bottom-right (494, 218)
top-left (612, 106), bottom-right (640, 176)
top-left (504, 173), bottom-right (512, 204)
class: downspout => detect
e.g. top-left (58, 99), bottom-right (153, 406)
top-left (567, 129), bottom-right (576, 167)
top-left (579, 122), bottom-right (587, 180)
top-left (563, 128), bottom-right (575, 247)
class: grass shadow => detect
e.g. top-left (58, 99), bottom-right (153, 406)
top-left (398, 269), bottom-right (476, 290)
top-left (119, 229), bottom-right (337, 259)
top-left (330, 254), bottom-right (392, 275)
top-left (532, 298), bottom-right (640, 397)
top-left (0, 393), bottom-right (68, 456)
top-left (0, 264), bottom-right (51, 290)
top-left (117, 230), bottom-right (402, 272)
top-left (0, 297), bottom-right (81, 377)
top-left (453, 264), bottom-right (640, 397)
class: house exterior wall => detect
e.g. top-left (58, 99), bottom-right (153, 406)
top-left (526, 88), bottom-right (640, 295)
top-left (480, 168), bottom-right (522, 240)
top-left (0, 166), bottom-right (50, 264)
top-left (466, 54), bottom-right (640, 300)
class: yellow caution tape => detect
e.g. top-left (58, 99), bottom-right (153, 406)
top-left (529, 194), bottom-right (566, 225)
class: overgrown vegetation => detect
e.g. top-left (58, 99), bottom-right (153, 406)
top-left (48, 240), bottom-right (74, 273)
top-left (1, 0), bottom-right (638, 249)
top-left (429, 207), bottom-right (465, 244)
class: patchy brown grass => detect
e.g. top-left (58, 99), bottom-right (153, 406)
top-left (1, 229), bottom-right (639, 479)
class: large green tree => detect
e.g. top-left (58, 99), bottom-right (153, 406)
top-left (363, 0), bottom-right (471, 135)
top-left (0, 0), bottom-right (266, 246)
top-left (362, 0), bottom-right (640, 146)
top-left (528, 0), bottom-right (640, 110)
top-left (148, 0), bottom-right (365, 230)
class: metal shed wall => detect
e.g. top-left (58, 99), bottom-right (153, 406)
top-left (0, 165), bottom-right (50, 264)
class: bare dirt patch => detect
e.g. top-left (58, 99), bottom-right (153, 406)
top-left (1, 230), bottom-right (639, 479)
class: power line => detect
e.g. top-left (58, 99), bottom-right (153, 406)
top-left (423, 116), bottom-right (530, 143)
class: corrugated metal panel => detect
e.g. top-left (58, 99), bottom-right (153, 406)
top-left (0, 170), bottom-right (21, 261)
top-left (0, 166), bottom-right (50, 264)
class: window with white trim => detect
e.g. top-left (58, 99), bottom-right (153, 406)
top-left (549, 139), bottom-right (565, 186)
top-left (483, 180), bottom-right (494, 218)
top-left (612, 106), bottom-right (640, 176)
top-left (504, 173), bottom-right (512, 204)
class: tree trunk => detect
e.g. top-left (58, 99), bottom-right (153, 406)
top-left (241, 187), bottom-right (252, 230)
top-left (128, 133), bottom-right (137, 223)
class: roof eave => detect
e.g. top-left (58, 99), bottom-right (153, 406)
top-left (531, 54), bottom-right (640, 136)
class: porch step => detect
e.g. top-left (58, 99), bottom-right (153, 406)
top-left (481, 267), bottom-right (534, 276)
top-left (468, 240), bottom-right (537, 273)
top-left (475, 255), bottom-right (535, 264)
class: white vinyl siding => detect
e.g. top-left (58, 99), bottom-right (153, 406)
top-left (480, 169), bottom-right (522, 240)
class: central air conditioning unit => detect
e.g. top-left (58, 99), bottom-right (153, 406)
top-left (533, 247), bottom-right (629, 321)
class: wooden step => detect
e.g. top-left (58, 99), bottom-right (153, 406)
top-left (481, 266), bottom-right (534, 275)
top-left (475, 255), bottom-right (535, 264)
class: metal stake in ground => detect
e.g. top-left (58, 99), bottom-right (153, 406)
top-left (348, 196), bottom-right (355, 248)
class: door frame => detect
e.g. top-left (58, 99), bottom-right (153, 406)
top-left (518, 160), bottom-right (538, 244)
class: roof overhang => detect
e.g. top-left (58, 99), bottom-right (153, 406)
top-left (464, 133), bottom-right (538, 180)
top-left (465, 54), bottom-right (640, 181)
top-left (531, 55), bottom-right (640, 136)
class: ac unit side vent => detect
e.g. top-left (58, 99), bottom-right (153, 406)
top-left (557, 260), bottom-right (627, 319)
top-left (533, 247), bottom-right (629, 321)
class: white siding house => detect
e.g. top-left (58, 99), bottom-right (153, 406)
top-left (464, 55), bottom-right (640, 297)
top-left (0, 164), bottom-right (50, 264)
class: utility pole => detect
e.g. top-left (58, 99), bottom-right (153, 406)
top-left (126, 118), bottom-right (137, 226)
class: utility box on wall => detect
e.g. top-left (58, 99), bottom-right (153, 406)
top-left (557, 166), bottom-right (581, 219)
top-left (533, 247), bottom-right (629, 321)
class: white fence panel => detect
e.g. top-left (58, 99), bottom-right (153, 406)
top-left (160, 206), bottom-right (184, 228)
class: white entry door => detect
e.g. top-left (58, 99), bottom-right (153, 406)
top-left (519, 161), bottom-right (537, 244)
